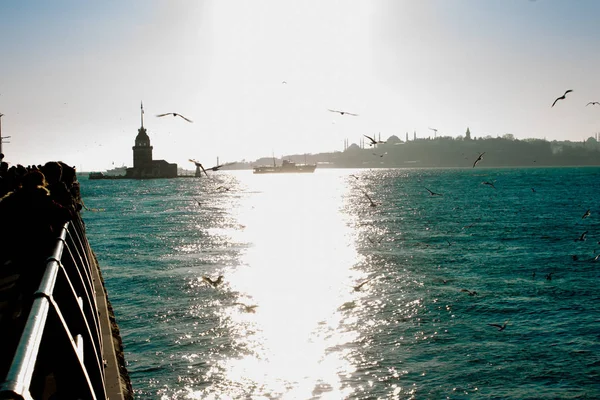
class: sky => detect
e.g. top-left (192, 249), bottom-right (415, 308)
top-left (1, 0), bottom-right (600, 172)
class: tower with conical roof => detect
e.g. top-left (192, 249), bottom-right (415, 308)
top-left (132, 102), bottom-right (153, 169)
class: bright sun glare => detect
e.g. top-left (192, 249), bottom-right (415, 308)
top-left (190, 172), bottom-right (367, 398)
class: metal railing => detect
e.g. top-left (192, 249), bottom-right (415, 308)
top-left (0, 216), bottom-right (107, 399)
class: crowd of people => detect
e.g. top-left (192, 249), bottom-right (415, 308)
top-left (0, 153), bottom-right (84, 377)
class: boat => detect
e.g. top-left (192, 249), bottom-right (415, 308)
top-left (253, 159), bottom-right (317, 174)
top-left (104, 164), bottom-right (127, 177)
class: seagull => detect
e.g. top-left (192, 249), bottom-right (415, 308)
top-left (364, 134), bottom-right (385, 146)
top-left (424, 187), bottom-right (442, 196)
top-left (156, 112), bottom-right (193, 122)
top-left (207, 162), bottom-right (235, 172)
top-left (488, 320), bottom-right (509, 331)
top-left (328, 108), bottom-right (358, 116)
top-left (473, 152), bottom-right (485, 168)
top-left (531, 187), bottom-right (536, 192)
top-left (353, 277), bottom-right (375, 291)
top-left (582, 209), bottom-right (591, 219)
top-left (202, 275), bottom-right (224, 287)
top-left (361, 190), bottom-right (378, 207)
top-left (281, 81), bottom-right (287, 84)
top-left (586, 101), bottom-right (599, 106)
top-left (545, 272), bottom-right (554, 280)
top-left (367, 236), bottom-right (384, 245)
top-left (460, 289), bottom-right (478, 296)
top-left (575, 231), bottom-right (588, 242)
top-left (482, 181), bottom-right (496, 189)
top-left (234, 302), bottom-right (258, 313)
top-left (193, 197), bottom-right (201, 206)
top-left (189, 159), bottom-right (209, 177)
top-left (551, 90), bottom-right (573, 107)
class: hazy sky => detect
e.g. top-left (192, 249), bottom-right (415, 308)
top-left (1, 0), bottom-right (599, 171)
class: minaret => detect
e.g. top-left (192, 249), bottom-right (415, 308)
top-left (132, 102), bottom-right (153, 169)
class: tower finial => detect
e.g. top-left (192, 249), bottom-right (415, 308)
top-left (141, 102), bottom-right (144, 128)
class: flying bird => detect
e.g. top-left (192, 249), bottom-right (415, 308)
top-left (575, 231), bottom-right (588, 241)
top-left (460, 289), bottom-right (478, 296)
top-left (156, 112), bottom-right (193, 122)
top-left (473, 152), bottom-right (485, 168)
top-left (361, 190), bottom-right (378, 207)
top-left (367, 236), bottom-right (384, 245)
top-left (582, 209), bottom-right (591, 219)
top-left (364, 134), bottom-right (385, 146)
top-left (207, 162), bottom-right (235, 172)
top-left (328, 108), bottom-right (358, 116)
top-left (488, 320), bottom-right (509, 331)
top-left (551, 90), bottom-right (573, 107)
top-left (353, 277), bottom-right (376, 291)
top-left (234, 302), bottom-right (258, 313)
top-left (202, 275), bottom-right (224, 288)
top-left (189, 159), bottom-right (209, 177)
top-left (586, 101), bottom-right (599, 106)
top-left (424, 187), bottom-right (442, 196)
top-left (482, 181), bottom-right (496, 189)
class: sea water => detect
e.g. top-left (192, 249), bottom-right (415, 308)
top-left (81, 167), bottom-right (600, 399)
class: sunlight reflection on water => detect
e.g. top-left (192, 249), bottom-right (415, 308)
top-left (191, 171), bottom-right (366, 399)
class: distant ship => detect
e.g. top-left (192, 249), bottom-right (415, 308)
top-left (253, 159), bottom-right (317, 174)
top-left (104, 164), bottom-right (127, 176)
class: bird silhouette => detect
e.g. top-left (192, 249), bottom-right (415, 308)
top-left (364, 134), bottom-right (385, 146)
top-left (328, 108), bottom-right (358, 116)
top-left (575, 231), bottom-right (588, 241)
top-left (361, 190), bottom-right (378, 207)
top-left (367, 236), bottom-right (384, 245)
top-left (582, 209), bottom-right (591, 219)
top-left (234, 302), bottom-right (258, 313)
top-left (473, 152), bottom-right (485, 168)
top-left (157, 112), bottom-right (193, 122)
top-left (207, 162), bottom-right (235, 172)
top-left (353, 277), bottom-right (375, 291)
top-left (551, 90), bottom-right (573, 107)
top-left (424, 187), bottom-right (442, 196)
top-left (460, 289), bottom-right (478, 296)
top-left (189, 159), bottom-right (209, 177)
top-left (482, 181), bottom-right (496, 189)
top-left (585, 101), bottom-right (599, 106)
top-left (488, 320), bottom-right (509, 331)
top-left (202, 275), bottom-right (224, 287)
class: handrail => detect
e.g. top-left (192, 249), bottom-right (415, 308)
top-left (0, 218), bottom-right (108, 399)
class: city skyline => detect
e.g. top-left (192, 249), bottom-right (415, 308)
top-left (1, 0), bottom-right (599, 171)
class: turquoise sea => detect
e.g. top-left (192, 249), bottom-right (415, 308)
top-left (80, 167), bottom-right (600, 400)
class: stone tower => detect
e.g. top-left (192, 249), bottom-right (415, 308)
top-left (132, 102), bottom-right (153, 169)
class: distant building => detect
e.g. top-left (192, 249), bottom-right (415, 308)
top-left (125, 103), bottom-right (177, 179)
